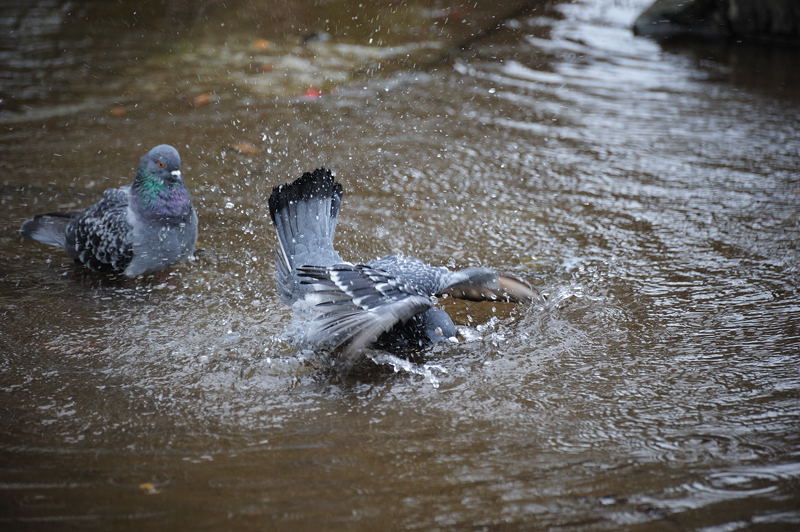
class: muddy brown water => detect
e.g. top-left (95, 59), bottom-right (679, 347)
top-left (1, 0), bottom-right (799, 529)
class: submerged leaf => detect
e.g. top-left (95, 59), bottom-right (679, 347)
top-left (138, 482), bottom-right (160, 495)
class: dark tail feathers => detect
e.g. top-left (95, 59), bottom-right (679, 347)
top-left (20, 212), bottom-right (74, 248)
top-left (268, 168), bottom-right (344, 301)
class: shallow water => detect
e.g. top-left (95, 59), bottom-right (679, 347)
top-left (1, 0), bottom-right (799, 529)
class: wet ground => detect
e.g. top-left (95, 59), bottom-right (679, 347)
top-left (1, 0), bottom-right (799, 529)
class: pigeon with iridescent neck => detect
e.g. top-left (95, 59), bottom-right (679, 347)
top-left (268, 168), bottom-right (536, 367)
top-left (20, 144), bottom-right (198, 277)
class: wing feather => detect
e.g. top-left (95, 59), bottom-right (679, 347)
top-left (65, 188), bottom-right (133, 273)
top-left (297, 264), bottom-right (433, 362)
top-left (438, 267), bottom-right (537, 303)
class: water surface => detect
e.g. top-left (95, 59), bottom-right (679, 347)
top-left (1, 0), bottom-right (799, 529)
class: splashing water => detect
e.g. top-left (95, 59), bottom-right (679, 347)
top-left (2, 0), bottom-right (799, 529)
top-left (368, 352), bottom-right (448, 388)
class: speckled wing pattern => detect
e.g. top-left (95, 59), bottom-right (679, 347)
top-left (65, 187), bottom-right (133, 273)
top-left (367, 255), bottom-right (451, 296)
top-left (298, 263), bottom-right (434, 359)
top-left (372, 255), bottom-right (537, 304)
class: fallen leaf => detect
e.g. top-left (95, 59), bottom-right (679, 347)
top-left (139, 482), bottom-right (160, 495)
top-left (228, 142), bottom-right (262, 155)
top-left (303, 86), bottom-right (323, 98)
top-left (260, 63), bottom-right (274, 73)
top-left (193, 92), bottom-right (214, 107)
top-left (109, 106), bottom-right (128, 117)
top-left (253, 38), bottom-right (271, 50)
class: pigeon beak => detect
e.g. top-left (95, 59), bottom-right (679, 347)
top-left (169, 170), bottom-right (183, 183)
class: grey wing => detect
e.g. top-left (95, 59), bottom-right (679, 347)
top-left (297, 264), bottom-right (434, 361)
top-left (438, 267), bottom-right (538, 303)
top-left (65, 188), bottom-right (133, 273)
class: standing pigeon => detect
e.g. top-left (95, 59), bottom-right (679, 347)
top-left (20, 144), bottom-right (197, 277)
top-left (268, 168), bottom-right (535, 365)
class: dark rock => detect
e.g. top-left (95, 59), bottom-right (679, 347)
top-left (633, 0), bottom-right (800, 45)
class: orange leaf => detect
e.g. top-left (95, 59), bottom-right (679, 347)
top-left (253, 39), bottom-right (271, 50)
top-left (139, 482), bottom-right (160, 495)
top-left (229, 142), bottom-right (262, 155)
top-left (193, 92), bottom-right (214, 107)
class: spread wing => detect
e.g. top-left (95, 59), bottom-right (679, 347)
top-left (438, 267), bottom-right (537, 303)
top-left (297, 263), bottom-right (434, 361)
top-left (65, 188), bottom-right (133, 273)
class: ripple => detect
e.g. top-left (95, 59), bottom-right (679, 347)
top-left (2, 0), bottom-right (800, 528)
top-left (686, 462), bottom-right (800, 500)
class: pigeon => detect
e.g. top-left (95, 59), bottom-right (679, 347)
top-left (20, 144), bottom-right (197, 277)
top-left (268, 168), bottom-right (536, 365)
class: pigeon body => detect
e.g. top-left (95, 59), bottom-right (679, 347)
top-left (268, 168), bottom-right (535, 363)
top-left (21, 144), bottom-right (197, 277)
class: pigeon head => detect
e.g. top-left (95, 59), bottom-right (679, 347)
top-left (132, 144), bottom-right (192, 219)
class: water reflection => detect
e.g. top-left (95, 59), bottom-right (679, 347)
top-left (1, 0), bottom-right (800, 529)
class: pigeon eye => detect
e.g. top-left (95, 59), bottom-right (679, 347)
top-left (156, 161), bottom-right (165, 168)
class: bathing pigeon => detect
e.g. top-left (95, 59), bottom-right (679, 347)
top-left (20, 144), bottom-right (197, 277)
top-left (268, 168), bottom-right (535, 364)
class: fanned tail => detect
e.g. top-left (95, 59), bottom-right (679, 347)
top-left (20, 212), bottom-right (74, 248)
top-left (268, 168), bottom-right (344, 302)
